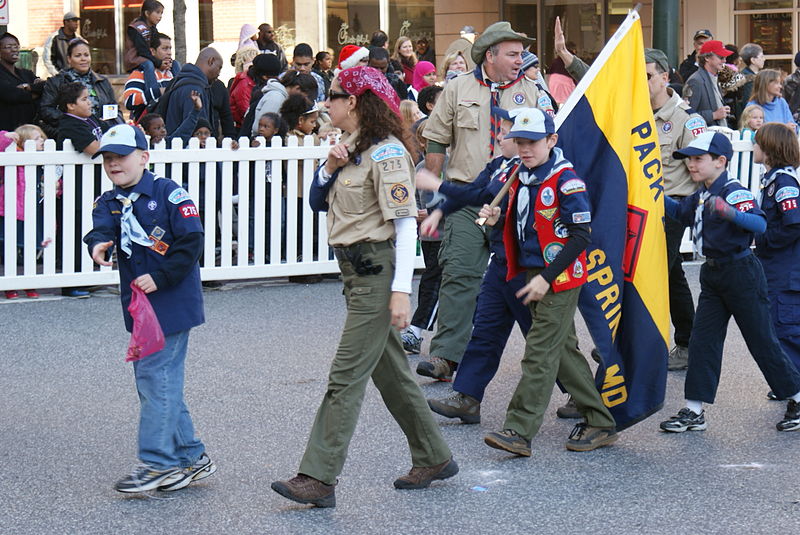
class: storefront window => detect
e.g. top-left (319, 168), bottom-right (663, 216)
top-left (543, 1), bottom-right (602, 70)
top-left (388, 0), bottom-right (434, 53)
top-left (199, 0), bottom-right (214, 49)
top-left (80, 0), bottom-right (118, 74)
top-left (735, 12), bottom-right (793, 55)
top-left (503, 0), bottom-right (537, 45)
top-left (735, 1), bottom-right (792, 9)
top-left (327, 0), bottom-right (379, 56)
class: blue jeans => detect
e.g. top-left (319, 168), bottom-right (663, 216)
top-left (133, 330), bottom-right (205, 469)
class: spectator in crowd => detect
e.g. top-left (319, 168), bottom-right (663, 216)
top-left (123, 32), bottom-right (176, 122)
top-left (747, 69), bottom-right (796, 131)
top-left (40, 39), bottom-right (122, 139)
top-left (280, 94), bottom-right (318, 139)
top-left (443, 26), bottom-right (477, 72)
top-left (0, 33), bottom-right (45, 132)
top-left (782, 52), bottom-right (800, 123)
top-left (548, 41), bottom-right (578, 105)
top-left (416, 37), bottom-right (435, 63)
top-left (400, 100), bottom-right (422, 132)
top-left (739, 103), bottom-right (764, 140)
top-left (409, 61), bottom-right (436, 101)
top-left (124, 1), bottom-right (178, 104)
top-left (42, 12), bottom-right (81, 76)
top-left (684, 40), bottom-right (732, 127)
top-left (235, 24), bottom-right (259, 74)
top-left (143, 91), bottom-right (203, 147)
top-left (243, 70), bottom-right (317, 136)
top-left (312, 51), bottom-right (334, 94)
top-left (521, 51), bottom-right (557, 116)
top-left (250, 112), bottom-right (286, 147)
top-left (336, 45), bottom-right (369, 73)
top-left (257, 23), bottom-right (288, 71)
top-left (209, 77), bottom-right (238, 142)
top-left (370, 30), bottom-right (390, 51)
top-left (717, 47), bottom-right (749, 129)
top-left (678, 29), bottom-right (712, 82)
top-left (391, 36), bottom-right (417, 86)
top-left (56, 81), bottom-right (108, 156)
top-left (229, 53), bottom-right (282, 130)
top-left (368, 46), bottom-right (407, 99)
top-left (416, 84), bottom-right (442, 117)
top-left (292, 43), bottom-right (326, 102)
top-left (161, 47), bottom-right (223, 137)
top-left (739, 42), bottom-right (764, 109)
top-left (317, 122), bottom-right (340, 145)
top-left (441, 51), bottom-right (468, 82)
top-left (140, 112), bottom-right (167, 145)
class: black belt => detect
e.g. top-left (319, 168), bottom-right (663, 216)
top-left (705, 249), bottom-right (751, 268)
top-left (333, 240), bottom-right (392, 275)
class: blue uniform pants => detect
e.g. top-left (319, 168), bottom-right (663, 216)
top-left (685, 254), bottom-right (800, 403)
top-left (768, 289), bottom-right (800, 371)
top-left (453, 257), bottom-right (530, 401)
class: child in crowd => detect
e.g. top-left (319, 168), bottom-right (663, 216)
top-left (84, 124), bottom-right (215, 492)
top-left (140, 113), bottom-right (167, 145)
top-left (280, 94), bottom-right (319, 139)
top-left (753, 123), bottom-right (800, 426)
top-left (416, 85), bottom-right (443, 118)
top-left (140, 91), bottom-right (203, 147)
top-left (739, 104), bottom-right (764, 140)
top-left (400, 100), bottom-right (422, 132)
top-left (0, 125), bottom-right (47, 299)
top-left (192, 118), bottom-right (213, 148)
top-left (409, 61), bottom-right (437, 101)
top-left (56, 82), bottom-right (109, 156)
top-left (317, 123), bottom-right (341, 145)
top-left (124, 1), bottom-right (178, 101)
top-left (659, 131), bottom-right (800, 433)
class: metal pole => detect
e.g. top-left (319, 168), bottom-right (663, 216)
top-left (652, 0), bottom-right (680, 69)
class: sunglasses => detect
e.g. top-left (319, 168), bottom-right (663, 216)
top-left (327, 89), bottom-right (350, 100)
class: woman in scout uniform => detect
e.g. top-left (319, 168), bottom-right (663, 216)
top-left (271, 66), bottom-right (457, 509)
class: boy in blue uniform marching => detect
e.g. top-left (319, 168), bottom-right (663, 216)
top-left (478, 108), bottom-right (618, 455)
top-left (753, 123), bottom-right (800, 428)
top-left (83, 124), bottom-right (217, 492)
top-left (659, 131), bottom-right (800, 432)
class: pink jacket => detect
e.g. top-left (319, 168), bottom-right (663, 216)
top-left (0, 132), bottom-right (25, 220)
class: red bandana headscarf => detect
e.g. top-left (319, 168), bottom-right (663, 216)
top-left (337, 66), bottom-right (402, 118)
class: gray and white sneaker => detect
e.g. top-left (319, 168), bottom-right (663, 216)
top-left (667, 345), bottom-right (689, 371)
top-left (158, 453), bottom-right (217, 491)
top-left (114, 464), bottom-right (181, 493)
top-left (660, 408), bottom-right (706, 432)
top-left (777, 400), bottom-right (800, 432)
top-left (401, 329), bottom-right (422, 354)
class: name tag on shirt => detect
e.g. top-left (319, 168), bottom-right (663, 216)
top-left (102, 104), bottom-right (118, 121)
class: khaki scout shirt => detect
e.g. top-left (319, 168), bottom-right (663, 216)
top-left (655, 89), bottom-right (707, 197)
top-left (326, 133), bottom-right (418, 247)
top-left (424, 68), bottom-right (543, 183)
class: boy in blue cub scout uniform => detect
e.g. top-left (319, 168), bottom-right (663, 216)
top-left (479, 108), bottom-right (618, 456)
top-left (83, 124), bottom-right (217, 493)
top-left (659, 131), bottom-right (800, 433)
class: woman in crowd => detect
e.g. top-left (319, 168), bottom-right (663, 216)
top-left (234, 24), bottom-right (259, 74)
top-left (747, 69), bottom-right (796, 132)
top-left (409, 61), bottom-right (436, 101)
top-left (390, 36), bottom-right (417, 86)
top-left (0, 33), bottom-right (45, 132)
top-left (441, 51), bottom-right (468, 82)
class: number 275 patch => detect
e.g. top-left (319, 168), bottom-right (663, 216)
top-left (180, 204), bottom-right (199, 218)
top-left (782, 199), bottom-right (798, 211)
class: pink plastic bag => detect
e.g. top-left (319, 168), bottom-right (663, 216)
top-left (126, 282), bottom-right (165, 362)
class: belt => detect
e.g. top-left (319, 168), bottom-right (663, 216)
top-left (334, 240), bottom-right (392, 275)
top-left (705, 248), bottom-right (751, 268)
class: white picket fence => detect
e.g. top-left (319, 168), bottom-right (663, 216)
top-left (0, 130), bottom-right (763, 290)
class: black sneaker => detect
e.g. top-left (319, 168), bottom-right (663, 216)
top-left (114, 464), bottom-right (181, 493)
top-left (777, 400), bottom-right (800, 432)
top-left (158, 453), bottom-right (217, 491)
top-left (484, 429), bottom-right (531, 457)
top-left (659, 408), bottom-right (707, 432)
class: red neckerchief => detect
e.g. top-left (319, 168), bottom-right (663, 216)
top-left (473, 66), bottom-right (523, 157)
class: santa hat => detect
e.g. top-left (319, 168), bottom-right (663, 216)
top-left (338, 45), bottom-right (370, 70)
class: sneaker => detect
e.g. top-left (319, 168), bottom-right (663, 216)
top-left (24, 290), bottom-right (39, 298)
top-left (5, 290), bottom-right (19, 299)
top-left (767, 390), bottom-right (781, 401)
top-left (659, 408), bottom-right (706, 432)
top-left (590, 348), bottom-right (602, 364)
top-left (61, 288), bottom-right (90, 298)
top-left (565, 422), bottom-right (618, 451)
top-left (416, 357), bottom-right (456, 382)
top-left (667, 345), bottom-right (689, 371)
top-left (114, 464), bottom-right (181, 493)
top-left (556, 396), bottom-right (582, 419)
top-left (401, 328), bottom-right (422, 354)
top-left (394, 457), bottom-right (459, 489)
top-left (158, 453), bottom-right (217, 491)
top-left (428, 391), bottom-right (480, 424)
top-left (777, 400), bottom-right (800, 432)
top-left (484, 429), bottom-right (532, 457)
top-left (271, 474), bottom-right (336, 508)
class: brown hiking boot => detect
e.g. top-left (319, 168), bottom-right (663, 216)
top-left (271, 474), bottom-right (336, 507)
top-left (484, 429), bottom-right (532, 457)
top-left (565, 422), bottom-right (618, 452)
top-left (416, 357), bottom-right (457, 381)
top-left (393, 457), bottom-right (459, 489)
top-left (667, 345), bottom-right (689, 371)
top-left (556, 396), bottom-right (582, 419)
top-left (428, 391), bottom-right (481, 424)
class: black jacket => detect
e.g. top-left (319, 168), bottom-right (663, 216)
top-left (39, 69), bottom-right (120, 139)
top-left (0, 65), bottom-right (44, 131)
top-left (210, 79), bottom-right (237, 139)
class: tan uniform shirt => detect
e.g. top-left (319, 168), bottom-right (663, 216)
top-left (655, 89), bottom-right (707, 197)
top-left (424, 69), bottom-right (543, 183)
top-left (326, 133), bottom-right (418, 247)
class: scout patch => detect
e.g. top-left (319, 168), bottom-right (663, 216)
top-left (180, 204), bottom-right (199, 218)
top-left (147, 200), bottom-right (158, 211)
top-left (560, 179), bottom-right (586, 195)
top-left (685, 116), bottom-right (706, 136)
top-left (513, 92), bottom-right (526, 105)
top-left (572, 211), bottom-right (591, 223)
top-left (662, 121), bottom-right (672, 133)
top-left (553, 218), bottom-right (569, 238)
top-left (573, 260), bottom-right (584, 278)
top-left (540, 187), bottom-right (555, 206)
top-left (725, 190), bottom-right (754, 205)
top-left (775, 186), bottom-right (799, 203)
top-left (150, 226), bottom-right (165, 240)
top-left (389, 183), bottom-right (410, 205)
top-left (168, 188), bottom-right (191, 205)
top-left (149, 240), bottom-right (169, 255)
top-left (543, 242), bottom-right (563, 263)
top-left (371, 143), bottom-right (405, 162)
top-left (768, 183), bottom-right (776, 196)
top-left (537, 208), bottom-right (557, 221)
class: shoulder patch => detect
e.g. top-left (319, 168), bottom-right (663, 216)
top-left (572, 211), bottom-right (591, 224)
top-left (560, 178), bottom-right (586, 195)
top-left (371, 143), bottom-right (405, 162)
top-left (775, 186), bottom-right (800, 203)
top-left (685, 116), bottom-right (707, 136)
top-left (725, 189), bottom-right (755, 205)
top-left (168, 187), bottom-right (191, 205)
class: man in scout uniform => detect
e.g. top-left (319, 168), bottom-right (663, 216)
top-left (417, 21), bottom-right (544, 381)
top-left (646, 48), bottom-right (707, 371)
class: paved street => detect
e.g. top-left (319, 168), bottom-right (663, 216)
top-left (1, 263), bottom-right (798, 534)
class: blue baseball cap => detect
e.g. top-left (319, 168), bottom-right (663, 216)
top-left (504, 107), bottom-right (555, 141)
top-left (673, 131), bottom-right (733, 161)
top-left (93, 124), bottom-right (148, 159)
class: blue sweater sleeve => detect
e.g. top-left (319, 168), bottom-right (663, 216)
top-left (309, 164), bottom-right (341, 212)
top-left (664, 196), bottom-right (681, 220)
top-left (732, 209), bottom-right (767, 234)
top-left (166, 108), bottom-right (200, 145)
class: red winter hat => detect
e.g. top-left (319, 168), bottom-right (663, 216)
top-left (338, 45), bottom-right (369, 70)
top-left (699, 40), bottom-right (733, 58)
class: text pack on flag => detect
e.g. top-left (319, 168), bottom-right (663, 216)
top-left (554, 7), bottom-right (670, 431)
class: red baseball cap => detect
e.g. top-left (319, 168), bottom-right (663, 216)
top-left (699, 40), bottom-right (733, 58)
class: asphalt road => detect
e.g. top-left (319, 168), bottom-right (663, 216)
top-left (1, 263), bottom-right (798, 535)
